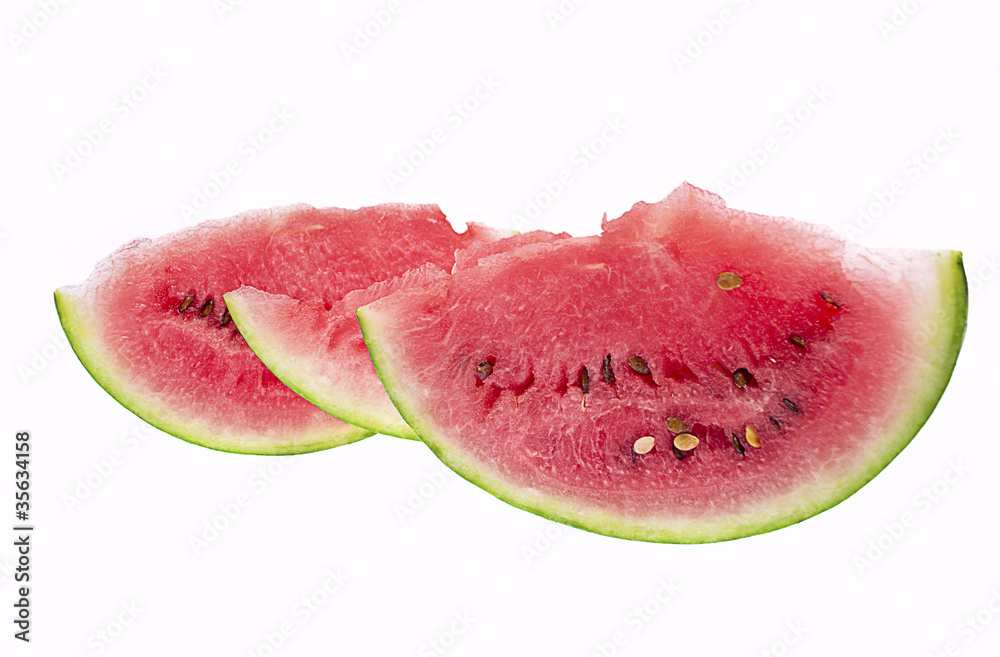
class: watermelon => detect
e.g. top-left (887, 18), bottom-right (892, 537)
top-left (55, 203), bottom-right (508, 454)
top-left (357, 184), bottom-right (967, 542)
top-left (225, 231), bottom-right (570, 438)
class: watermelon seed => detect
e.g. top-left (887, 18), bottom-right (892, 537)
top-left (200, 299), bottom-right (215, 318)
top-left (673, 433), bottom-right (699, 452)
top-left (820, 291), bottom-right (841, 307)
top-left (769, 416), bottom-right (782, 430)
top-left (745, 424), bottom-right (761, 449)
top-left (789, 334), bottom-right (807, 350)
top-left (666, 417), bottom-right (688, 434)
top-left (733, 368), bottom-right (752, 388)
top-left (220, 309), bottom-right (232, 327)
top-left (633, 436), bottom-right (656, 455)
top-left (602, 354), bottom-right (616, 385)
top-left (178, 293), bottom-right (195, 312)
top-left (716, 272), bottom-right (743, 290)
top-left (628, 356), bottom-right (651, 376)
top-left (476, 361), bottom-right (494, 382)
top-left (672, 444), bottom-right (687, 460)
top-left (782, 398), bottom-right (800, 413)
top-left (580, 367), bottom-right (590, 394)
top-left (731, 432), bottom-right (746, 456)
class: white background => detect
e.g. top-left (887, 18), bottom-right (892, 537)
top-left (2, 1), bottom-right (999, 655)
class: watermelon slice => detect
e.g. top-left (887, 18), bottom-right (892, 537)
top-left (55, 203), bottom-right (508, 454)
top-left (225, 231), bottom-right (570, 438)
top-left (357, 184), bottom-right (967, 542)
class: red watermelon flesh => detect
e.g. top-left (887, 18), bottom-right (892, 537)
top-left (357, 184), bottom-right (967, 542)
top-left (225, 231), bottom-right (571, 439)
top-left (56, 203), bottom-right (508, 454)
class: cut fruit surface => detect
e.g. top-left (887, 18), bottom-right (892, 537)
top-left (358, 184), bottom-right (967, 542)
top-left (56, 203), bottom-right (507, 454)
top-left (226, 232), bottom-right (570, 438)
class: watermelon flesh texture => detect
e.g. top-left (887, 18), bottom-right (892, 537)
top-left (56, 203), bottom-right (508, 454)
top-left (358, 184), bottom-right (967, 542)
top-left (225, 231), bottom-right (571, 439)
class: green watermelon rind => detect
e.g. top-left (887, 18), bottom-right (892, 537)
top-left (223, 291), bottom-right (419, 441)
top-left (55, 288), bottom-right (373, 455)
top-left (357, 251), bottom-right (967, 543)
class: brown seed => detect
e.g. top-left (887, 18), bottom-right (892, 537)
top-left (220, 309), bottom-right (232, 327)
top-left (716, 272), bottom-right (743, 290)
top-left (733, 368), bottom-right (752, 389)
top-left (200, 298), bottom-right (214, 318)
top-left (820, 291), bottom-right (841, 307)
top-left (633, 436), bottom-right (656, 455)
top-left (673, 433), bottom-right (699, 452)
top-left (602, 354), bottom-right (616, 385)
top-left (476, 361), bottom-right (494, 381)
top-left (731, 432), bottom-right (746, 456)
top-left (782, 398), bottom-right (800, 413)
top-left (628, 356), bottom-right (651, 376)
top-left (666, 417), bottom-right (688, 434)
top-left (672, 444), bottom-right (687, 461)
top-left (178, 293), bottom-right (195, 312)
top-left (769, 416), bottom-right (782, 430)
top-left (789, 334), bottom-right (807, 350)
top-left (745, 424), bottom-right (761, 449)
top-left (580, 367), bottom-right (590, 394)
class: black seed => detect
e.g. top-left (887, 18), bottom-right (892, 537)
top-left (628, 356), bottom-right (651, 376)
top-left (789, 334), bottom-right (807, 350)
top-left (672, 444), bottom-right (686, 461)
top-left (733, 368), bottom-right (752, 389)
top-left (602, 354), bottom-right (616, 385)
top-left (782, 398), bottom-right (800, 413)
top-left (178, 293), bottom-right (195, 312)
top-left (220, 309), bottom-right (232, 327)
top-left (476, 361), bottom-right (494, 381)
top-left (820, 291), bottom-right (841, 308)
top-left (200, 298), bottom-right (214, 318)
top-left (731, 432), bottom-right (746, 456)
top-left (769, 416), bottom-right (782, 430)
top-left (580, 367), bottom-right (590, 394)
